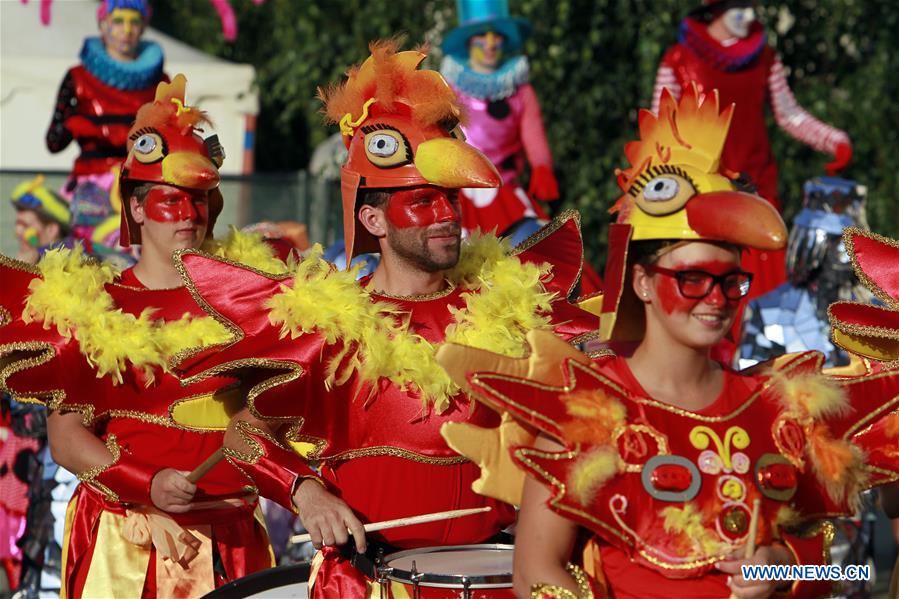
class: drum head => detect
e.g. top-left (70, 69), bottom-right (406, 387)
top-left (202, 563), bottom-right (310, 599)
top-left (382, 544), bottom-right (513, 589)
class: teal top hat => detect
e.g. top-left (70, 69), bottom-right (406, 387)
top-left (441, 0), bottom-right (532, 59)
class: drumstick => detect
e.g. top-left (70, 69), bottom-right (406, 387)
top-left (186, 448), bottom-right (223, 483)
top-left (289, 506), bottom-right (492, 545)
top-left (744, 498), bottom-right (761, 559)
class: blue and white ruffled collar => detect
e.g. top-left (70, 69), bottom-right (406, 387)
top-left (80, 37), bottom-right (164, 91)
top-left (440, 55), bottom-right (530, 101)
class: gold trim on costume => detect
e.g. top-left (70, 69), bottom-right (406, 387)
top-left (842, 227), bottom-right (899, 308)
top-left (76, 434), bottom-right (125, 503)
top-left (530, 563), bottom-right (595, 598)
top-left (512, 210), bottom-right (584, 299)
top-left (367, 280), bottom-right (458, 301)
top-left (323, 445), bottom-right (471, 465)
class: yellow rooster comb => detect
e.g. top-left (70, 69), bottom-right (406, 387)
top-left (618, 84), bottom-right (734, 195)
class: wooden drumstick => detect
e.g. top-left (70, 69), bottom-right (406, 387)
top-left (186, 448), bottom-right (224, 483)
top-left (744, 498), bottom-right (762, 559)
top-left (289, 506), bottom-right (492, 545)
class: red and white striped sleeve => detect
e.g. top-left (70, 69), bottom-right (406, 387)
top-left (651, 64), bottom-right (681, 114)
top-left (768, 55), bottom-right (849, 155)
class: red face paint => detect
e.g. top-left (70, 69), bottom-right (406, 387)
top-left (653, 259), bottom-right (741, 315)
top-left (385, 187), bottom-right (459, 230)
top-left (143, 185), bottom-right (209, 226)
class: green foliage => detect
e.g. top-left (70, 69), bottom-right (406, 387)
top-left (151, 0), bottom-right (898, 267)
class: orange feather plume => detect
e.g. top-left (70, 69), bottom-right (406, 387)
top-left (127, 74), bottom-right (209, 149)
top-left (560, 389), bottom-right (626, 446)
top-left (807, 423), bottom-right (866, 508)
top-left (319, 38), bottom-right (462, 129)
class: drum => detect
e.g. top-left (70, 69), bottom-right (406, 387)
top-left (202, 563), bottom-right (310, 599)
top-left (378, 544), bottom-right (514, 599)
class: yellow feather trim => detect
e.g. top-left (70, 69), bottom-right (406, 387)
top-left (267, 232), bottom-right (557, 413)
top-left (201, 227), bottom-right (293, 275)
top-left (661, 503), bottom-right (729, 557)
top-left (774, 505), bottom-right (801, 531)
top-left (23, 232), bottom-right (286, 384)
top-left (568, 447), bottom-right (621, 505)
top-left (772, 371), bottom-right (849, 419)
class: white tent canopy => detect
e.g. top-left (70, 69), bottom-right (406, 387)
top-left (0, 0), bottom-right (258, 176)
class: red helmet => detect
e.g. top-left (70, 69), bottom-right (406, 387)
top-left (118, 74), bottom-right (225, 247)
top-left (321, 40), bottom-right (500, 262)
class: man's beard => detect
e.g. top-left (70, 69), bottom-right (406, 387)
top-left (386, 222), bottom-right (461, 273)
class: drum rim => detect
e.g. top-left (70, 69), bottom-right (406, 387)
top-left (381, 543), bottom-right (514, 589)
top-left (201, 562), bottom-right (311, 598)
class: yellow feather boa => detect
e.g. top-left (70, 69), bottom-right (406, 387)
top-left (267, 232), bottom-right (556, 412)
top-left (22, 229), bottom-right (287, 384)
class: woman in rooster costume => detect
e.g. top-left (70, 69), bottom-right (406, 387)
top-left (435, 86), bottom-right (899, 598)
top-left (0, 76), bottom-right (305, 597)
top-left (651, 0), bottom-right (853, 299)
top-left (167, 40), bottom-right (596, 598)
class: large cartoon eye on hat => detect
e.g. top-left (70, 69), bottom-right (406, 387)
top-left (320, 39), bottom-right (501, 264)
top-left (362, 125), bottom-right (411, 167)
top-left (592, 83), bottom-right (788, 343)
top-left (117, 74), bottom-right (225, 247)
top-left (130, 128), bottom-right (166, 163)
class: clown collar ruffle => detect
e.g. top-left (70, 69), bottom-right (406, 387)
top-left (679, 17), bottom-right (767, 72)
top-left (80, 37), bottom-right (164, 90)
top-left (440, 54), bottom-right (529, 101)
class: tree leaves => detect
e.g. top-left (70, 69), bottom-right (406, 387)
top-left (151, 0), bottom-right (898, 267)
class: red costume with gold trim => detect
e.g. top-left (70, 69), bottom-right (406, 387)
top-left (172, 42), bottom-right (597, 598)
top-left (0, 77), bottom-right (305, 597)
top-left (436, 87), bottom-right (899, 599)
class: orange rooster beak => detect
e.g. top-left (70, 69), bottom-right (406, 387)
top-left (161, 152), bottom-right (220, 191)
top-left (414, 138), bottom-right (501, 189)
top-left (686, 191), bottom-right (787, 251)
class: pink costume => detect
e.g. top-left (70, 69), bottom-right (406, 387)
top-left (440, 0), bottom-right (559, 236)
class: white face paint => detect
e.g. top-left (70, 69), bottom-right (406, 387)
top-left (722, 7), bottom-right (756, 38)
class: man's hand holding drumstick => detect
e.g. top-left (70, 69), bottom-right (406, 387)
top-left (184, 446), bottom-right (488, 553)
top-left (292, 478), bottom-right (368, 553)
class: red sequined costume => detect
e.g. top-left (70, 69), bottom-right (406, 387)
top-left (46, 35), bottom-right (166, 193)
top-left (172, 42), bottom-right (598, 598)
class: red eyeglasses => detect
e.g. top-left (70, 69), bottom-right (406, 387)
top-left (646, 265), bottom-right (753, 300)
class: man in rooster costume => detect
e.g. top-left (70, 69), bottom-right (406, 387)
top-left (168, 40), bottom-right (596, 597)
top-left (435, 86), bottom-right (899, 598)
top-left (652, 0), bottom-right (853, 299)
top-left (0, 75), bottom-right (305, 597)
